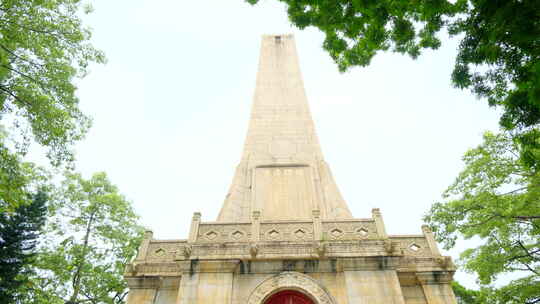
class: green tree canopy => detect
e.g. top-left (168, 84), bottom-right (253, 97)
top-left (425, 131), bottom-right (540, 303)
top-left (452, 281), bottom-right (488, 304)
top-left (0, 0), bottom-right (105, 211)
top-left (0, 127), bottom-right (50, 212)
top-left (246, 0), bottom-right (540, 137)
top-left (22, 172), bottom-right (144, 304)
top-left (0, 191), bottom-right (47, 303)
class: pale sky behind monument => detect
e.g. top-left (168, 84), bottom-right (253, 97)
top-left (50, 0), bottom-right (500, 287)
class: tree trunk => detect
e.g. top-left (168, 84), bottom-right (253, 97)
top-left (67, 210), bottom-right (96, 304)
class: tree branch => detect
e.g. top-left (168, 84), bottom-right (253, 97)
top-left (0, 18), bottom-right (69, 38)
top-left (0, 84), bottom-right (32, 108)
top-left (0, 64), bottom-right (50, 94)
top-left (69, 209), bottom-right (97, 303)
top-left (517, 240), bottom-right (540, 261)
top-left (514, 216), bottom-right (540, 220)
top-left (0, 44), bottom-right (45, 69)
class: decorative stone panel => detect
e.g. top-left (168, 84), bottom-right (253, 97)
top-left (260, 222), bottom-right (314, 242)
top-left (146, 241), bottom-right (186, 262)
top-left (322, 220), bottom-right (378, 240)
top-left (197, 223), bottom-right (251, 243)
top-left (390, 236), bottom-right (431, 256)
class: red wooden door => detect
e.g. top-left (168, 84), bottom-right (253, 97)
top-left (264, 290), bottom-right (314, 304)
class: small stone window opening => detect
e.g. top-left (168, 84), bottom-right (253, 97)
top-left (275, 35), bottom-right (281, 43)
top-left (409, 244), bottom-right (421, 252)
top-left (357, 228), bottom-right (369, 237)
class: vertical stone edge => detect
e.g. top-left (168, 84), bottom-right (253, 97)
top-left (312, 210), bottom-right (322, 241)
top-left (422, 225), bottom-right (441, 256)
top-left (417, 272), bottom-right (457, 304)
top-left (251, 211), bottom-right (261, 242)
top-left (176, 261), bottom-right (237, 304)
top-left (135, 230), bottom-right (153, 262)
top-left (344, 270), bottom-right (405, 304)
top-left (372, 208), bottom-right (388, 239)
top-left (188, 212), bottom-right (201, 243)
top-left (126, 277), bottom-right (161, 304)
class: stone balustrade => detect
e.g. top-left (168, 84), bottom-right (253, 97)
top-left (133, 212), bottom-right (444, 265)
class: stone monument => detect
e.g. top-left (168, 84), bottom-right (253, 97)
top-left (124, 34), bottom-right (457, 304)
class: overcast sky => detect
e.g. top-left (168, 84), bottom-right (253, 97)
top-left (61, 0), bottom-right (501, 287)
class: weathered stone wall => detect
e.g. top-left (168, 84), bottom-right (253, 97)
top-left (125, 212), bottom-right (457, 304)
top-left (125, 258), bottom-right (456, 304)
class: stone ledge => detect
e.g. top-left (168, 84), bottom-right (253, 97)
top-left (125, 256), bottom-right (455, 278)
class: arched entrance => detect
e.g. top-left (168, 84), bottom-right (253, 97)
top-left (247, 272), bottom-right (336, 304)
top-left (265, 290), bottom-right (314, 304)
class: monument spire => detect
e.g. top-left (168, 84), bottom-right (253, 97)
top-left (217, 34), bottom-right (352, 222)
top-left (125, 35), bottom-right (457, 304)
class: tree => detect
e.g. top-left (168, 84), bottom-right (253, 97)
top-left (0, 128), bottom-right (31, 212)
top-left (425, 131), bottom-right (540, 304)
top-left (452, 281), bottom-right (488, 304)
top-left (0, 191), bottom-right (47, 303)
top-left (246, 0), bottom-right (540, 139)
top-left (0, 0), bottom-right (105, 210)
top-left (23, 172), bottom-right (143, 304)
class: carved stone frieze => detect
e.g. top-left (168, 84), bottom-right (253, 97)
top-left (182, 245), bottom-right (192, 258)
top-left (247, 272), bottom-right (337, 304)
top-left (435, 256), bottom-right (453, 269)
top-left (383, 239), bottom-right (401, 255)
top-left (390, 236), bottom-right (431, 256)
top-left (137, 234), bottom-right (435, 264)
top-left (146, 241), bottom-right (186, 262)
top-left (197, 223), bottom-right (251, 243)
top-left (314, 241), bottom-right (326, 257)
top-left (322, 220), bottom-right (378, 240)
top-left (250, 243), bottom-right (259, 258)
top-left (260, 222), bottom-right (314, 242)
top-left (396, 256), bottom-right (457, 273)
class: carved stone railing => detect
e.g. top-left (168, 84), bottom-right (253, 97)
top-left (124, 210), bottom-right (455, 279)
top-left (388, 235), bottom-right (431, 256)
top-left (321, 219), bottom-right (378, 241)
top-left (146, 239), bottom-right (187, 262)
top-left (197, 222), bottom-right (252, 243)
top-left (131, 211), bottom-right (445, 265)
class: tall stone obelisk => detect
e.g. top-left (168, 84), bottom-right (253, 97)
top-left (124, 35), bottom-right (458, 304)
top-left (218, 34), bottom-right (351, 223)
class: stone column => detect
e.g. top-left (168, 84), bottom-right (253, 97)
top-left (312, 210), bottom-right (322, 241)
top-left (372, 208), bottom-right (388, 239)
top-left (134, 230), bottom-right (153, 262)
top-left (126, 277), bottom-right (160, 304)
top-left (176, 260), bottom-right (237, 304)
top-left (342, 257), bottom-right (405, 304)
top-left (154, 278), bottom-right (181, 304)
top-left (417, 272), bottom-right (457, 304)
top-left (251, 211), bottom-right (261, 242)
top-left (422, 225), bottom-right (441, 256)
top-left (188, 212), bottom-right (201, 243)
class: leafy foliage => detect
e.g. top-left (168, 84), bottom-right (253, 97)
top-left (0, 130), bottom-right (50, 213)
top-left (0, 133), bottom-right (29, 212)
top-left (246, 0), bottom-right (540, 138)
top-left (0, 0), bottom-right (105, 210)
top-left (22, 172), bottom-right (144, 304)
top-left (452, 281), bottom-right (487, 304)
top-left (0, 191), bottom-right (47, 303)
top-left (425, 131), bottom-right (540, 303)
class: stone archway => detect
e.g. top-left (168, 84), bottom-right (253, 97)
top-left (247, 272), bottom-right (337, 304)
top-left (265, 290), bottom-right (314, 304)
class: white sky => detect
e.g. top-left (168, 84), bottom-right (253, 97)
top-left (66, 0), bottom-right (500, 288)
